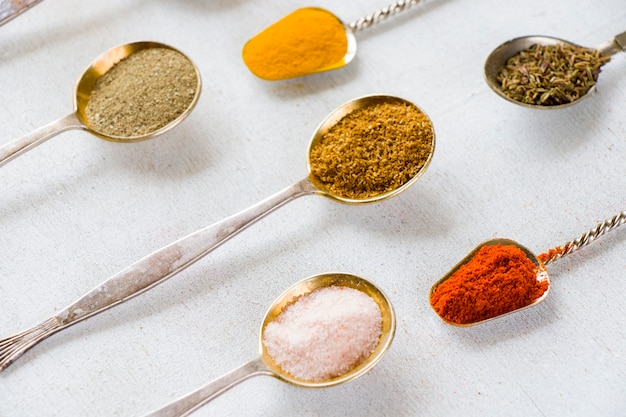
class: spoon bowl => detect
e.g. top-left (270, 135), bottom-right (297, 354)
top-left (144, 272), bottom-right (395, 416)
top-left (307, 94), bottom-right (435, 204)
top-left (429, 238), bottom-right (550, 326)
top-left (260, 272), bottom-right (396, 387)
top-left (243, 1), bottom-right (421, 80)
top-left (0, 41), bottom-right (201, 167)
top-left (484, 31), bottom-right (626, 109)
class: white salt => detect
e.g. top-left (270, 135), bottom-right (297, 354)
top-left (263, 285), bottom-right (383, 381)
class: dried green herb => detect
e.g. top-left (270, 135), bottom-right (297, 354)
top-left (85, 48), bottom-right (198, 138)
top-left (497, 43), bottom-right (610, 106)
top-left (309, 101), bottom-right (434, 199)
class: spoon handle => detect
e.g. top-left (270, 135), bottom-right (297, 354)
top-left (538, 211), bottom-right (626, 265)
top-left (597, 30), bottom-right (626, 57)
top-left (144, 357), bottom-right (271, 417)
top-left (349, 0), bottom-right (421, 32)
top-left (0, 0), bottom-right (45, 26)
top-left (0, 112), bottom-right (84, 168)
top-left (0, 178), bottom-right (317, 372)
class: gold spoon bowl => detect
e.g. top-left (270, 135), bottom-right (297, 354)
top-left (0, 41), bottom-right (201, 168)
top-left (144, 272), bottom-right (396, 417)
top-left (429, 238), bottom-right (550, 327)
top-left (243, 1), bottom-right (422, 80)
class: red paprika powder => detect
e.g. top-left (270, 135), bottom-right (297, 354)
top-left (430, 243), bottom-right (549, 325)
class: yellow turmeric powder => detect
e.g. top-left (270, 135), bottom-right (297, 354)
top-left (242, 7), bottom-right (349, 81)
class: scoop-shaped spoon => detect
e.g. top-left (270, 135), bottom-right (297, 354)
top-left (429, 211), bottom-right (626, 326)
top-left (143, 272), bottom-right (396, 417)
top-left (0, 94), bottom-right (434, 371)
top-left (484, 31), bottom-right (626, 109)
top-left (0, 41), bottom-right (201, 168)
top-left (242, 0), bottom-right (422, 80)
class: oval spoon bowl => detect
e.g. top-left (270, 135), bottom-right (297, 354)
top-left (75, 41), bottom-right (202, 142)
top-left (307, 94), bottom-right (436, 204)
top-left (260, 272), bottom-right (396, 387)
top-left (483, 35), bottom-right (585, 109)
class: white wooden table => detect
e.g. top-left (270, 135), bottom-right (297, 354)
top-left (1, 0), bottom-right (624, 415)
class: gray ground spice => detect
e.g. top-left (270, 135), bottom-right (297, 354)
top-left (309, 101), bottom-right (434, 199)
top-left (85, 48), bottom-right (197, 138)
top-left (497, 43), bottom-right (610, 106)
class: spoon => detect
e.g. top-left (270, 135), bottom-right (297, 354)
top-left (429, 210), bottom-right (626, 326)
top-left (0, 41), bottom-right (201, 168)
top-left (243, 0), bottom-right (422, 80)
top-left (0, 0), bottom-right (44, 26)
top-left (0, 94), bottom-right (434, 371)
top-left (484, 31), bottom-right (626, 109)
top-left (143, 272), bottom-right (396, 417)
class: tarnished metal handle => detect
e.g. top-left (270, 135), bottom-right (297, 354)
top-left (0, 113), bottom-right (84, 168)
top-left (348, 0), bottom-right (422, 32)
top-left (597, 30), bottom-right (626, 57)
top-left (539, 211), bottom-right (626, 265)
top-left (143, 357), bottom-right (272, 417)
top-left (0, 178), bottom-right (317, 372)
top-left (0, 0), bottom-right (45, 26)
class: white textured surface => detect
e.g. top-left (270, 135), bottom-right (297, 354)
top-left (1, 0), bottom-right (625, 416)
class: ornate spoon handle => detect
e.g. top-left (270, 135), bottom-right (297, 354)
top-left (0, 178), bottom-right (317, 372)
top-left (349, 0), bottom-right (422, 32)
top-left (538, 211), bottom-right (626, 265)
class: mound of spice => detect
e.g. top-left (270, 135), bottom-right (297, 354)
top-left (85, 48), bottom-right (198, 138)
top-left (263, 285), bottom-right (382, 381)
top-left (430, 244), bottom-right (549, 325)
top-left (309, 101), bottom-right (434, 199)
top-left (242, 8), bottom-right (348, 80)
top-left (497, 43), bottom-right (610, 106)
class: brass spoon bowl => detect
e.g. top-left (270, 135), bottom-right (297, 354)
top-left (484, 31), bottom-right (626, 109)
top-left (429, 238), bottom-right (550, 327)
top-left (243, 1), bottom-right (422, 80)
top-left (0, 41), bottom-right (202, 168)
top-left (429, 211), bottom-right (626, 326)
top-left (144, 272), bottom-right (396, 417)
top-left (0, 94), bottom-right (433, 373)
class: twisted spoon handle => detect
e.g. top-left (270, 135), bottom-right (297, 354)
top-left (0, 113), bottom-right (84, 168)
top-left (349, 0), bottom-right (421, 32)
top-left (0, 178), bottom-right (317, 372)
top-left (538, 211), bottom-right (626, 265)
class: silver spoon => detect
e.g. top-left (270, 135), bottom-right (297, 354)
top-left (429, 211), bottom-right (626, 326)
top-left (0, 94), bottom-right (434, 371)
top-left (484, 31), bottom-right (626, 109)
top-left (143, 272), bottom-right (396, 417)
top-left (243, 0), bottom-right (423, 80)
top-left (0, 41), bottom-right (202, 168)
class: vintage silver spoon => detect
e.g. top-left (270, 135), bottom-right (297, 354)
top-left (143, 272), bottom-right (396, 417)
top-left (429, 211), bottom-right (626, 326)
top-left (484, 31), bottom-right (626, 109)
top-left (0, 41), bottom-right (201, 168)
top-left (0, 94), bottom-right (434, 371)
top-left (243, 0), bottom-right (423, 80)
